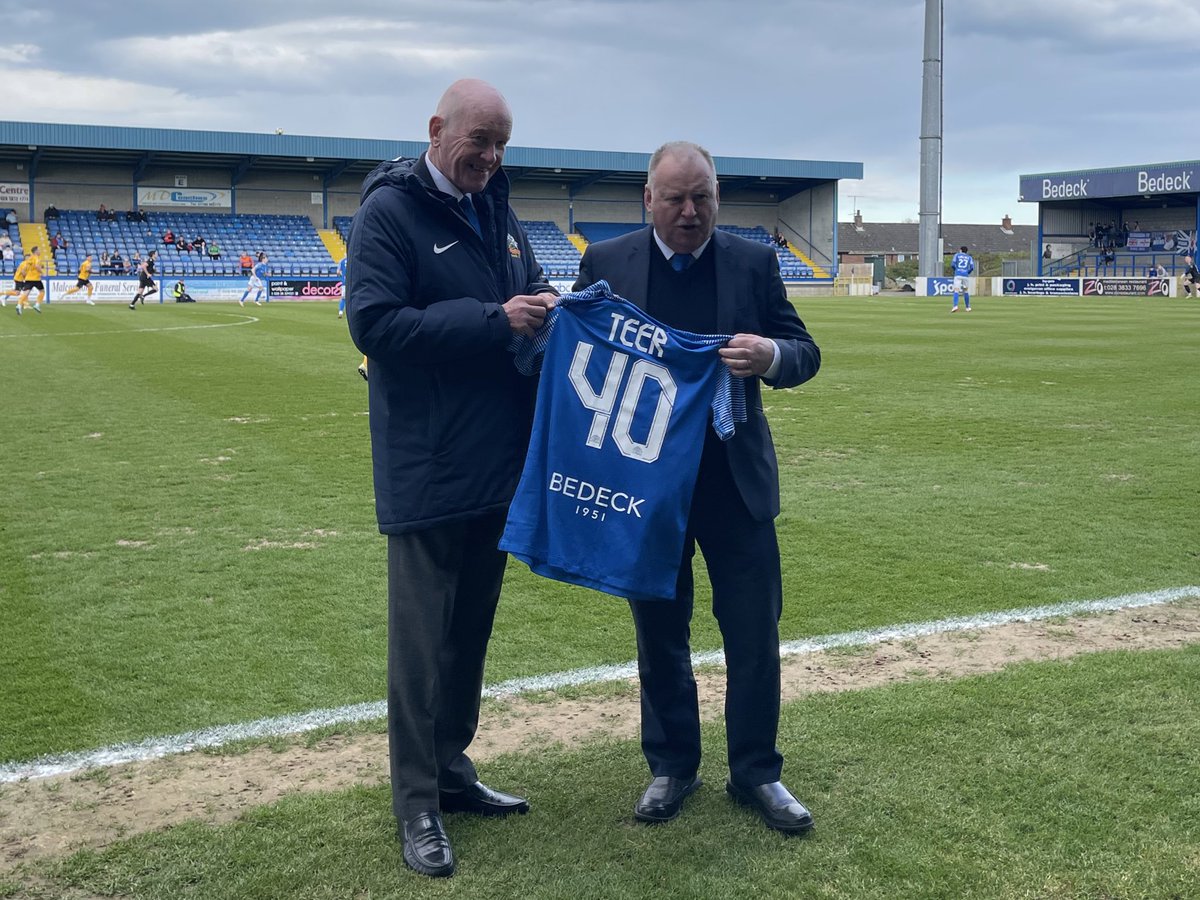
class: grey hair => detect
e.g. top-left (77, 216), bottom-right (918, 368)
top-left (647, 141), bottom-right (716, 187)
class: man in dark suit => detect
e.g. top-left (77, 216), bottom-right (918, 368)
top-left (572, 141), bottom-right (821, 834)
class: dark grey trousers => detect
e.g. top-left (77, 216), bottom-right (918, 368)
top-left (628, 441), bottom-right (785, 788)
top-left (386, 511), bottom-right (508, 822)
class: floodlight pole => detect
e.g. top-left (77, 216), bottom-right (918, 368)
top-left (918, 0), bottom-right (943, 278)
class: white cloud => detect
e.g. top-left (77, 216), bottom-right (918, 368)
top-left (0, 66), bottom-right (229, 128)
top-left (3, 0), bottom-right (1198, 225)
top-left (105, 18), bottom-right (488, 90)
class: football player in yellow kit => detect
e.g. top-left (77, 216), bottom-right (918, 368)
top-left (8, 247), bottom-right (45, 314)
top-left (62, 254), bottom-right (97, 304)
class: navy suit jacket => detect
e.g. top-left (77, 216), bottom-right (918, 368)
top-left (574, 226), bottom-right (820, 521)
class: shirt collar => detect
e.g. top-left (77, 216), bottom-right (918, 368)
top-left (653, 229), bottom-right (712, 262)
top-left (425, 155), bottom-right (466, 201)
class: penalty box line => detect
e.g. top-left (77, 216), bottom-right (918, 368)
top-left (2, 585), bottom-right (1197, 783)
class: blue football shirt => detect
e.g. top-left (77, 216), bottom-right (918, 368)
top-left (501, 281), bottom-right (745, 601)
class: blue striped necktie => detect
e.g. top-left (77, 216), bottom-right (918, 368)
top-left (460, 195), bottom-right (483, 237)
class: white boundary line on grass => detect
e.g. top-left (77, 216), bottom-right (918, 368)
top-left (3, 585), bottom-right (1197, 783)
top-left (0, 312), bottom-right (260, 339)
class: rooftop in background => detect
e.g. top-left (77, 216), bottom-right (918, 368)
top-left (0, 121), bottom-right (862, 199)
top-left (838, 218), bottom-right (1037, 256)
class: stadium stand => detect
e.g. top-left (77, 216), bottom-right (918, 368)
top-left (335, 215), bottom-right (583, 278)
top-left (325, 218), bottom-right (814, 281)
top-left (522, 220), bottom-right (581, 278)
top-left (718, 225), bottom-right (813, 277)
top-left (575, 222), bottom-right (642, 243)
top-left (50, 211), bottom-right (338, 278)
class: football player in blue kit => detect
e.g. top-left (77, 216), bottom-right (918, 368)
top-left (951, 245), bottom-right (975, 311)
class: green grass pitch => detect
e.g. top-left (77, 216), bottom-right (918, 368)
top-left (1, 296), bottom-right (1197, 764)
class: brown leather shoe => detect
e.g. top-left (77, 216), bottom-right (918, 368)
top-left (634, 774), bottom-right (702, 823)
top-left (439, 781), bottom-right (530, 817)
top-left (726, 780), bottom-right (815, 834)
top-left (400, 812), bottom-right (455, 877)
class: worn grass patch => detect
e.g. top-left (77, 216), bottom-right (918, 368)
top-left (12, 646), bottom-right (1197, 899)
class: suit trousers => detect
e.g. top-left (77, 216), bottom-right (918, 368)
top-left (386, 511), bottom-right (508, 821)
top-left (629, 439), bottom-right (785, 787)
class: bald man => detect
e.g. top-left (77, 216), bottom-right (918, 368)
top-left (345, 79), bottom-right (555, 878)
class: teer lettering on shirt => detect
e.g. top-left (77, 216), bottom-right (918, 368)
top-left (608, 312), bottom-right (667, 358)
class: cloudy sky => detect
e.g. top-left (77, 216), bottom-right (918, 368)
top-left (3, 0), bottom-right (1197, 225)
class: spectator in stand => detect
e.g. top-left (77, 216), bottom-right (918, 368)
top-left (1043, 244), bottom-right (1052, 261)
top-left (1100, 248), bottom-right (1116, 266)
top-left (127, 207), bottom-right (146, 223)
top-left (1, 244), bottom-right (13, 264)
top-left (49, 232), bottom-right (68, 257)
top-left (97, 204), bottom-right (111, 222)
top-left (43, 204), bottom-right (59, 223)
top-left (4, 209), bottom-right (18, 226)
top-left (175, 236), bottom-right (189, 253)
top-left (192, 235), bottom-right (206, 255)
top-left (110, 250), bottom-right (126, 273)
top-left (162, 228), bottom-right (175, 246)
top-left (99, 251), bottom-right (111, 272)
top-left (0, 232), bottom-right (12, 252)
top-left (1149, 262), bottom-right (1166, 278)
top-left (239, 251), bottom-right (254, 274)
top-left (206, 240), bottom-right (221, 260)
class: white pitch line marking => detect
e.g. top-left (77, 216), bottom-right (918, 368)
top-left (2, 585), bottom-right (1196, 783)
top-left (0, 312), bottom-right (260, 339)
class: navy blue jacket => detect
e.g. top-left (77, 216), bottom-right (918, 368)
top-left (346, 155), bottom-right (549, 533)
top-left (575, 227), bottom-right (820, 521)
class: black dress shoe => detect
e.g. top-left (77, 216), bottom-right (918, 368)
top-left (439, 781), bottom-right (530, 817)
top-left (634, 774), bottom-right (702, 823)
top-left (726, 780), bottom-right (815, 834)
top-left (401, 812), bottom-right (455, 878)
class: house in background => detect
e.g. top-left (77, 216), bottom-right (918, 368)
top-left (837, 212), bottom-right (1038, 278)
